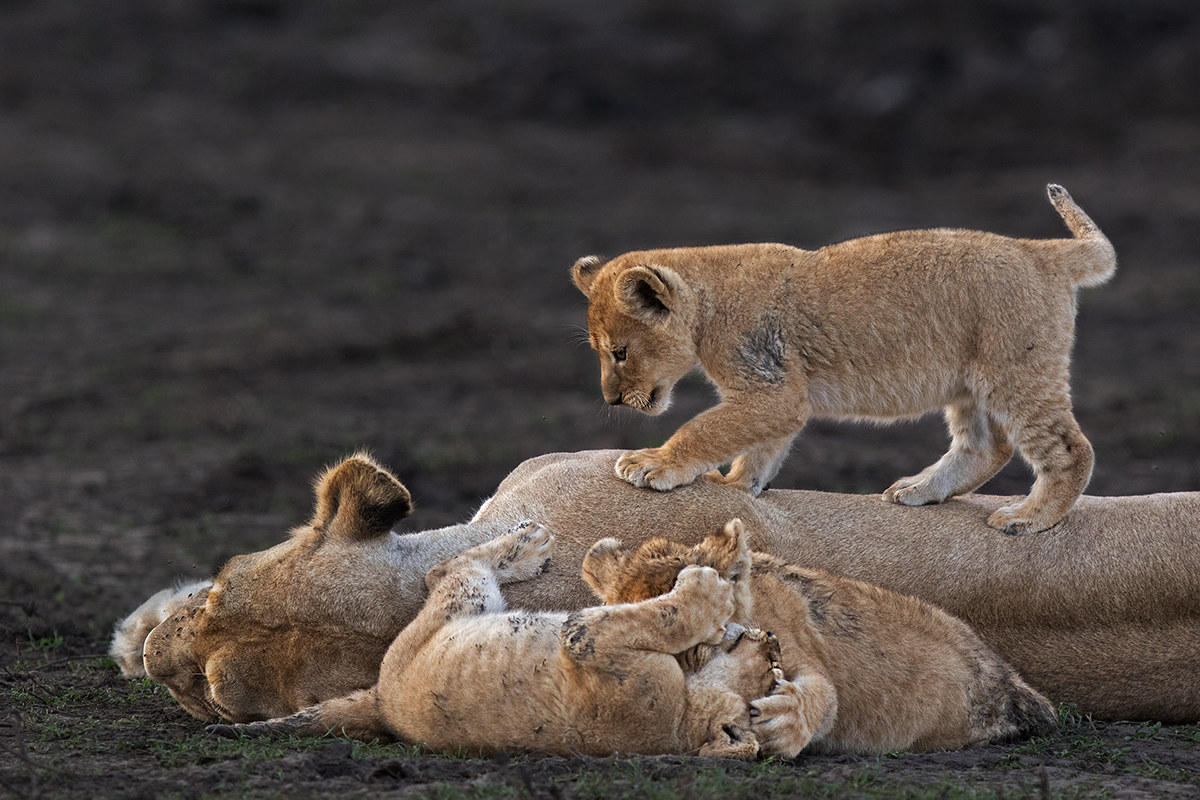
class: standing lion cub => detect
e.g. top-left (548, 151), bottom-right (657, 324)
top-left (572, 184), bottom-right (1116, 533)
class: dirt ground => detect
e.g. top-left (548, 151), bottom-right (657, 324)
top-left (2, 1), bottom-right (1199, 797)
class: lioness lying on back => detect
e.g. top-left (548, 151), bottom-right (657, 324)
top-left (211, 522), bottom-right (790, 758)
top-left (573, 185), bottom-right (1116, 533)
top-left (584, 519), bottom-right (1057, 754)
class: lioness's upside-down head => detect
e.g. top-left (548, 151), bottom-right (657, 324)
top-left (137, 453), bottom-right (414, 721)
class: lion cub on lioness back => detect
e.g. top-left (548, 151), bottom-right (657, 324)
top-left (573, 184), bottom-right (1116, 533)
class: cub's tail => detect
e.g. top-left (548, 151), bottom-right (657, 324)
top-left (1046, 183), bottom-right (1117, 288)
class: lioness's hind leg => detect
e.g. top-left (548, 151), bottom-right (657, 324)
top-left (885, 399), bottom-right (1012, 506)
top-left (988, 402), bottom-right (1093, 534)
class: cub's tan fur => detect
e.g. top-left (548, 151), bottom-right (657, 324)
top-left (119, 451), bottom-right (1200, 726)
top-left (211, 524), bottom-right (787, 758)
top-left (572, 185), bottom-right (1116, 533)
top-left (584, 520), bottom-right (1056, 754)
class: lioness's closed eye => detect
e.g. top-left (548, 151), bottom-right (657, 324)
top-left (572, 184), bottom-right (1116, 534)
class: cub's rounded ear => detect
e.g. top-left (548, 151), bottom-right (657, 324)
top-left (571, 255), bottom-right (607, 298)
top-left (614, 265), bottom-right (681, 324)
top-left (581, 537), bottom-right (626, 602)
top-left (311, 453), bottom-right (413, 542)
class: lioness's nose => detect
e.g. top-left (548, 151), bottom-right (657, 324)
top-left (605, 392), bottom-right (623, 406)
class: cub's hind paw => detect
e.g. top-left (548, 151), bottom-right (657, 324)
top-left (490, 523), bottom-right (554, 582)
top-left (987, 504), bottom-right (1058, 535)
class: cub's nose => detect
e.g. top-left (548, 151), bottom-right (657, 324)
top-left (605, 392), bottom-right (623, 406)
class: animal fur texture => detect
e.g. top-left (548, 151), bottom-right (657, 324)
top-left (116, 451), bottom-right (1200, 725)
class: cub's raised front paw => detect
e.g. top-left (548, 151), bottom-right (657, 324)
top-left (672, 565), bottom-right (735, 645)
top-left (615, 448), bottom-right (701, 491)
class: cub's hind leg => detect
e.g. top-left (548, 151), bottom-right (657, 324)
top-left (385, 522), bottom-right (554, 678)
top-left (885, 398), bottom-right (1013, 507)
top-left (987, 397), bottom-right (1093, 534)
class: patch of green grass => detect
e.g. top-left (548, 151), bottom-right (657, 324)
top-left (1170, 724), bottom-right (1200, 745)
top-left (1130, 760), bottom-right (1197, 783)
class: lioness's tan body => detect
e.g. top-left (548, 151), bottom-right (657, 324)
top-left (573, 185), bottom-right (1116, 533)
top-left (121, 450), bottom-right (1200, 725)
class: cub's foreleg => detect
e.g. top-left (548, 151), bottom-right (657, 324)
top-left (686, 628), bottom-right (785, 759)
top-left (749, 671), bottom-right (838, 757)
top-left (560, 565), bottom-right (735, 668)
top-left (617, 383), bottom-right (809, 495)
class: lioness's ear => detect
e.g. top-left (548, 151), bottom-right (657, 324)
top-left (614, 265), bottom-right (680, 324)
top-left (581, 537), bottom-right (626, 602)
top-left (571, 255), bottom-right (607, 298)
top-left (311, 453), bottom-right (413, 542)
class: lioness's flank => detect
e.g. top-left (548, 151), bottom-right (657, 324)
top-left (584, 519), bottom-right (1057, 754)
top-left (210, 524), bottom-right (792, 758)
top-left (572, 184), bottom-right (1116, 533)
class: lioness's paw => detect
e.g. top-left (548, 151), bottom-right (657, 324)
top-left (490, 523), bottom-right (555, 581)
top-left (672, 565), bottom-right (735, 645)
top-left (615, 448), bottom-right (700, 492)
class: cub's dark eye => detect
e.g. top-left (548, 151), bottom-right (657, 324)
top-left (611, 346), bottom-right (627, 363)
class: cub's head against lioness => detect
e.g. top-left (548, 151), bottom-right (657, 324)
top-left (571, 253), bottom-right (702, 416)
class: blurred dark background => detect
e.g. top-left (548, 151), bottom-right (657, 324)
top-left (1, 0), bottom-right (1198, 621)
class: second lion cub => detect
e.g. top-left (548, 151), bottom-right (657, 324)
top-left (572, 184), bottom-right (1116, 533)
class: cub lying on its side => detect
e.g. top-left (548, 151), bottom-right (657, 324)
top-left (573, 184), bottom-right (1116, 533)
top-left (210, 523), bottom-right (790, 758)
top-left (583, 520), bottom-right (1058, 755)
